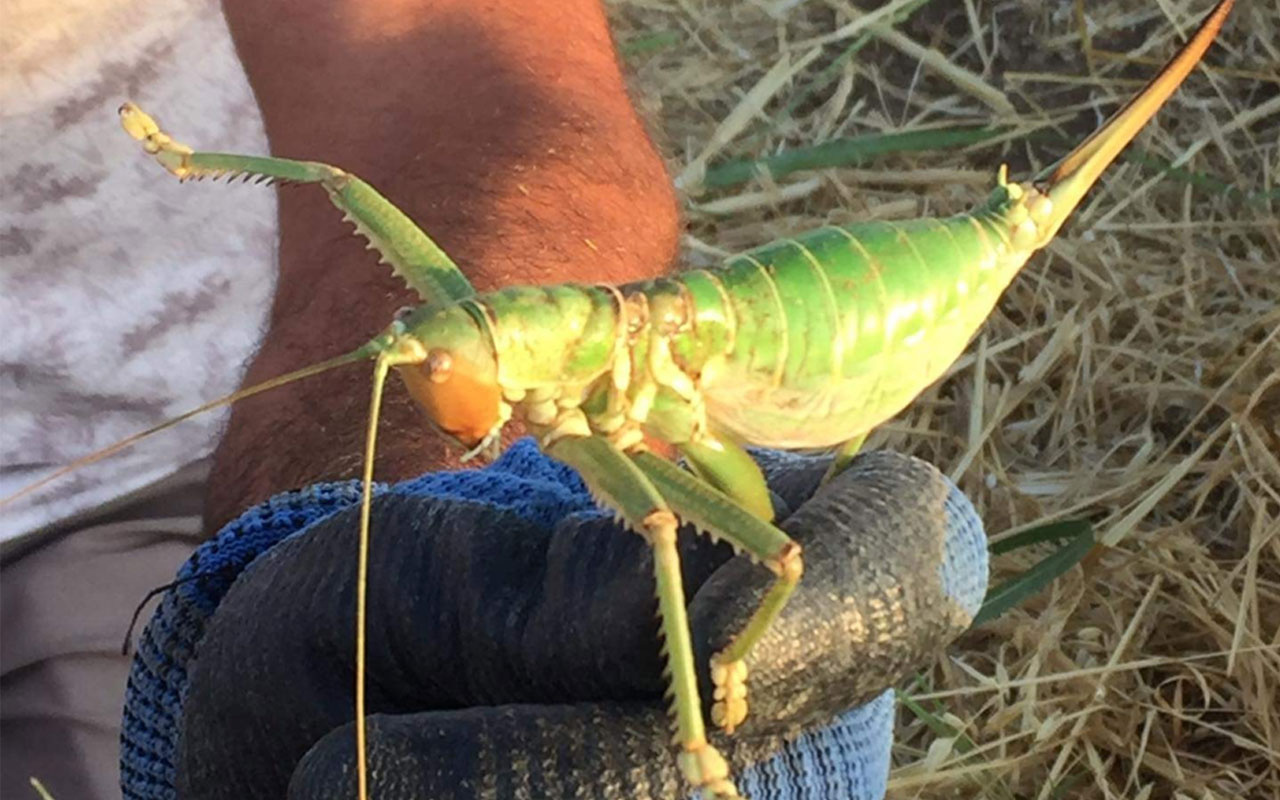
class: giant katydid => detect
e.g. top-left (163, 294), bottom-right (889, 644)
top-left (2, 0), bottom-right (1236, 797)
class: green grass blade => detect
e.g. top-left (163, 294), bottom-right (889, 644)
top-left (1048, 770), bottom-right (1089, 799)
top-left (989, 518), bottom-right (1092, 555)
top-left (973, 520), bottom-right (1095, 627)
top-left (701, 125), bottom-right (1007, 189)
top-left (744, 0), bottom-right (935, 147)
top-left (897, 683), bottom-right (977, 755)
top-left (620, 31), bottom-right (681, 57)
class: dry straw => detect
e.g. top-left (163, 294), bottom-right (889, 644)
top-left (611, 0), bottom-right (1279, 797)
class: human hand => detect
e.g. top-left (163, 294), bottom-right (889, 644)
top-left (121, 441), bottom-right (987, 799)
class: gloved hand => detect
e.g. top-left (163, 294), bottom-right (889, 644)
top-left (121, 439), bottom-right (987, 800)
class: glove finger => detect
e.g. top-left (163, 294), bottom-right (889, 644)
top-left (288, 451), bottom-right (979, 800)
top-left (691, 450), bottom-right (988, 736)
top-left (290, 703), bottom-right (680, 800)
top-left (174, 493), bottom-right (728, 799)
top-left (173, 444), bottom-right (987, 799)
top-left (290, 693), bottom-right (896, 800)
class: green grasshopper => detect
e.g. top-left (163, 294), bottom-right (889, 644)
top-left (5, 0), bottom-right (1234, 797)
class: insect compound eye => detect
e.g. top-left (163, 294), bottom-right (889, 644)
top-left (426, 349), bottom-right (453, 383)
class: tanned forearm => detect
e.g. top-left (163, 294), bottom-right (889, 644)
top-left (208, 0), bottom-right (679, 530)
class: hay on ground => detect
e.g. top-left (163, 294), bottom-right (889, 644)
top-left (609, 1), bottom-right (1280, 797)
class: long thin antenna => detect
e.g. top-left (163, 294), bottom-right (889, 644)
top-left (356, 353), bottom-right (394, 800)
top-left (347, 332), bottom-right (422, 800)
top-left (1, 345), bottom-right (380, 510)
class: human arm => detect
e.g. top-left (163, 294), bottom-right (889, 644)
top-left (208, 0), bottom-right (679, 530)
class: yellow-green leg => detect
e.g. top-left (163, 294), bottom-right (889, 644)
top-left (661, 432), bottom-right (862, 733)
top-left (118, 102), bottom-right (473, 305)
top-left (634, 446), bottom-right (803, 735)
top-left (546, 436), bottom-right (740, 799)
top-left (822, 433), bottom-right (868, 484)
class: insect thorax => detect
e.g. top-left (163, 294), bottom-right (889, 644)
top-left (476, 280), bottom-right (721, 451)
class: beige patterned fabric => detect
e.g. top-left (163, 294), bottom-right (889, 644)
top-left (1, 462), bottom-right (208, 799)
top-left (1, 0), bottom-right (276, 544)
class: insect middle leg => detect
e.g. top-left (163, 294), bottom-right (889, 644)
top-left (546, 435), bottom-right (741, 799)
top-left (632, 445), bottom-right (803, 735)
top-left (822, 433), bottom-right (868, 484)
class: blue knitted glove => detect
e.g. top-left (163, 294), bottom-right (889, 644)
top-left (121, 439), bottom-right (987, 800)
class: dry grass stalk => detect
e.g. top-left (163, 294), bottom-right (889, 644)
top-left (609, 0), bottom-right (1279, 796)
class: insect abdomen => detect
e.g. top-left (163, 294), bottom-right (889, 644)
top-left (698, 211), bottom-right (1025, 447)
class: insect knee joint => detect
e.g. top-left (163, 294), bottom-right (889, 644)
top-left (768, 541), bottom-right (804, 582)
top-left (642, 509), bottom-right (679, 546)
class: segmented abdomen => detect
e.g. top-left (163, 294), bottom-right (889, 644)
top-left (682, 211), bottom-right (1027, 448)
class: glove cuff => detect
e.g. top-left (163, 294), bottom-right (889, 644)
top-left (120, 479), bottom-right (368, 800)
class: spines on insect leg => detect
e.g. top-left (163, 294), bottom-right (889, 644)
top-left (119, 102), bottom-right (475, 305)
top-left (542, 437), bottom-right (740, 797)
top-left (645, 506), bottom-right (737, 797)
top-left (324, 176), bottom-right (475, 304)
top-left (628, 449), bottom-right (801, 735)
top-left (655, 614), bottom-right (682, 743)
top-left (120, 103), bottom-right (325, 184)
top-left (180, 171), bottom-right (293, 188)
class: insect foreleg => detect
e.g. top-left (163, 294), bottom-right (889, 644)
top-left (630, 451), bottom-right (802, 736)
top-left (118, 102), bottom-right (474, 305)
top-left (544, 435), bottom-right (741, 800)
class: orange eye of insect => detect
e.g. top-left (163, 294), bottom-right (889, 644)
top-left (426, 349), bottom-right (452, 383)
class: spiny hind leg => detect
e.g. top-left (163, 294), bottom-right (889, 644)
top-left (546, 435), bottom-right (741, 799)
top-left (118, 102), bottom-right (473, 304)
top-left (633, 446), bottom-right (803, 735)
